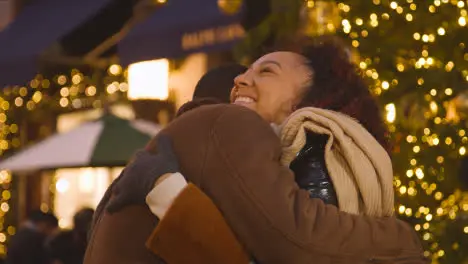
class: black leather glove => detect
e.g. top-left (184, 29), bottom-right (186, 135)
top-left (106, 134), bottom-right (179, 213)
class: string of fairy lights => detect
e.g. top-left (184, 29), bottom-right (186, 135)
top-left (0, 65), bottom-right (128, 255)
top-left (336, 0), bottom-right (468, 262)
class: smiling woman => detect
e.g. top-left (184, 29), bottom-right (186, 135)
top-left (231, 36), bottom-right (389, 153)
top-left (231, 51), bottom-right (312, 125)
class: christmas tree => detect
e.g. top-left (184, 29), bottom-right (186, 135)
top-left (240, 0), bottom-right (468, 263)
top-left (339, 1), bottom-right (468, 263)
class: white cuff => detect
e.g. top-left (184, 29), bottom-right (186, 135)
top-left (145, 172), bottom-right (188, 219)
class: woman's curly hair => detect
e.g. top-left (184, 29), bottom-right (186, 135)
top-left (280, 36), bottom-right (391, 154)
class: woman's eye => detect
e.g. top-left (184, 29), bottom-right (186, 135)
top-left (260, 68), bottom-right (273, 74)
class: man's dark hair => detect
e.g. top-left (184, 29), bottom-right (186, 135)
top-left (192, 64), bottom-right (247, 103)
top-left (174, 64), bottom-right (247, 118)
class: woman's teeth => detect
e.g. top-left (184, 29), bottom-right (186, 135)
top-left (235, 96), bottom-right (255, 103)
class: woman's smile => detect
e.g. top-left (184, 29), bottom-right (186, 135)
top-left (233, 96), bottom-right (256, 107)
top-left (231, 51), bottom-right (311, 124)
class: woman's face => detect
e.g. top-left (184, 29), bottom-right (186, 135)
top-left (231, 51), bottom-right (312, 124)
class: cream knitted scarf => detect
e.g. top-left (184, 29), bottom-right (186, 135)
top-left (280, 107), bottom-right (394, 217)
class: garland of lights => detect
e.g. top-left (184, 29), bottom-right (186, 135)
top-left (0, 64), bottom-right (127, 256)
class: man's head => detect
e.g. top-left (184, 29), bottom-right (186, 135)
top-left (192, 64), bottom-right (247, 103)
top-left (29, 210), bottom-right (58, 236)
top-left (175, 64), bottom-right (247, 118)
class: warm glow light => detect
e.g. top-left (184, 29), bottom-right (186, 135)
top-left (56, 178), bottom-right (70, 194)
top-left (437, 27), bottom-right (446, 35)
top-left (382, 81), bottom-right (390, 89)
top-left (385, 103), bottom-right (396, 123)
top-left (54, 167), bottom-right (124, 228)
top-left (127, 59), bottom-right (170, 100)
top-left (108, 64), bottom-right (123, 76)
top-left (78, 168), bottom-right (95, 193)
top-left (460, 146), bottom-right (466, 155)
top-left (459, 17), bottom-right (466, 26)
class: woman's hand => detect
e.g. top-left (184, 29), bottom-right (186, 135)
top-left (106, 134), bottom-right (179, 213)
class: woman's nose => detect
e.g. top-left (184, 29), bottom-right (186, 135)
top-left (234, 72), bottom-right (252, 87)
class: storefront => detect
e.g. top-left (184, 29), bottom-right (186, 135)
top-left (0, 0), bottom-right (246, 232)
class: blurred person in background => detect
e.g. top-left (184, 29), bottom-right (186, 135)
top-left (6, 210), bottom-right (58, 264)
top-left (48, 208), bottom-right (94, 264)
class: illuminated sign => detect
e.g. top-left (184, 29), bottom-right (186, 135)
top-left (182, 23), bottom-right (245, 51)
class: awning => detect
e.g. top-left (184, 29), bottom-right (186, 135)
top-left (0, 114), bottom-right (161, 172)
top-left (118, 0), bottom-right (245, 66)
top-left (0, 0), bottom-right (114, 87)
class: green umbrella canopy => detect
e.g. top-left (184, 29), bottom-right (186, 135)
top-left (0, 113), bottom-right (161, 172)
